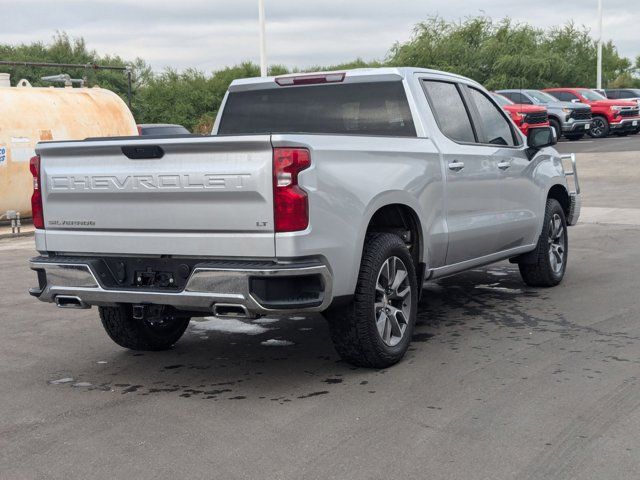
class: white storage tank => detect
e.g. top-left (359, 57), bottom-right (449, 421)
top-left (0, 75), bottom-right (138, 217)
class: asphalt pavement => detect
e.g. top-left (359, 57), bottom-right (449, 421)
top-left (1, 145), bottom-right (639, 479)
top-left (556, 131), bottom-right (640, 153)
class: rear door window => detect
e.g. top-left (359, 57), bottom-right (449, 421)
top-left (218, 81), bottom-right (416, 137)
top-left (422, 80), bottom-right (476, 143)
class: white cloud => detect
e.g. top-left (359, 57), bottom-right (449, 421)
top-left (6, 0), bottom-right (639, 72)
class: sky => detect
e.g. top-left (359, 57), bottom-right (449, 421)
top-left (7, 0), bottom-right (640, 72)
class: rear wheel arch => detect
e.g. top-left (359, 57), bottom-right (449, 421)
top-left (364, 203), bottom-right (424, 269)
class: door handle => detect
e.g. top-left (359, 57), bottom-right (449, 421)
top-left (448, 161), bottom-right (465, 172)
top-left (497, 161), bottom-right (511, 170)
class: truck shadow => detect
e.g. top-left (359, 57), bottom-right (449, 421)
top-left (49, 264), bottom-right (554, 403)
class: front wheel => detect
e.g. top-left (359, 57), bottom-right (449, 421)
top-left (324, 233), bottom-right (418, 368)
top-left (518, 198), bottom-right (568, 287)
top-left (588, 116), bottom-right (610, 138)
top-left (99, 304), bottom-right (190, 350)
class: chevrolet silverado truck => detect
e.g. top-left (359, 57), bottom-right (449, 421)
top-left (490, 92), bottom-right (550, 136)
top-left (603, 88), bottom-right (640, 108)
top-left (496, 89), bottom-right (592, 141)
top-left (29, 68), bottom-right (581, 368)
top-left (544, 87), bottom-right (640, 138)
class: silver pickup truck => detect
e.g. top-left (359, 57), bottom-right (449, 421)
top-left (29, 67), bottom-right (581, 368)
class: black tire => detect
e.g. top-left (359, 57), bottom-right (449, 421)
top-left (99, 304), bottom-right (190, 351)
top-left (549, 118), bottom-right (561, 140)
top-left (518, 198), bottom-right (568, 288)
top-left (565, 133), bottom-right (584, 141)
top-left (324, 233), bottom-right (418, 368)
top-left (588, 116), bottom-right (610, 138)
top-left (614, 131), bottom-right (629, 137)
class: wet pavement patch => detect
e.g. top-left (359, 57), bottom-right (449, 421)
top-left (297, 391), bottom-right (329, 399)
top-left (122, 385), bottom-right (143, 394)
top-left (323, 378), bottom-right (343, 384)
top-left (412, 333), bottom-right (434, 342)
top-left (43, 265), bottom-right (602, 404)
top-left (48, 377), bottom-right (74, 385)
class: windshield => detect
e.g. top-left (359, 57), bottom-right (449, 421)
top-left (527, 90), bottom-right (559, 103)
top-left (490, 93), bottom-right (513, 106)
top-left (578, 89), bottom-right (607, 101)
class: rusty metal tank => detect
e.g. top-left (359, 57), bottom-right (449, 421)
top-left (0, 74), bottom-right (137, 217)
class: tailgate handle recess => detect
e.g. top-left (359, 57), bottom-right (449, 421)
top-left (121, 145), bottom-right (164, 160)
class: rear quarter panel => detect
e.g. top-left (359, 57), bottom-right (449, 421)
top-left (271, 134), bottom-right (444, 298)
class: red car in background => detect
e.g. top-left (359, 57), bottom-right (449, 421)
top-left (490, 92), bottom-right (549, 136)
top-left (543, 87), bottom-right (640, 138)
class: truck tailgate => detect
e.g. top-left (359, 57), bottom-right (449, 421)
top-left (37, 135), bottom-right (275, 257)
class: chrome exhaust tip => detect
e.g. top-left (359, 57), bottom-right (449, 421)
top-left (55, 295), bottom-right (90, 309)
top-left (212, 303), bottom-right (255, 319)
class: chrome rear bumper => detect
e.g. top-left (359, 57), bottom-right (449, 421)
top-left (29, 258), bottom-right (333, 315)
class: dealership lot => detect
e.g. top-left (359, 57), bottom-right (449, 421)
top-left (1, 142), bottom-right (639, 479)
top-left (556, 132), bottom-right (640, 154)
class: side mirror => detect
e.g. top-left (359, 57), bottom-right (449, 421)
top-left (571, 99), bottom-right (581, 103)
top-left (526, 127), bottom-right (556, 159)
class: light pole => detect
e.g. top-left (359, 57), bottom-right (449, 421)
top-left (596, 0), bottom-right (603, 89)
top-left (258, 0), bottom-right (267, 77)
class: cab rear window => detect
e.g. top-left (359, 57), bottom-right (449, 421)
top-left (218, 81), bottom-right (416, 137)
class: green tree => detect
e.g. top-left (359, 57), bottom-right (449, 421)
top-left (387, 17), bottom-right (634, 90)
top-left (0, 32), bottom-right (150, 109)
top-left (2, 19), bottom-right (638, 132)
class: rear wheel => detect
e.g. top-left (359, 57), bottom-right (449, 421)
top-left (325, 233), bottom-right (418, 368)
top-left (518, 199), bottom-right (568, 287)
top-left (589, 116), bottom-right (610, 138)
top-left (99, 304), bottom-right (190, 350)
top-left (565, 133), bottom-right (584, 141)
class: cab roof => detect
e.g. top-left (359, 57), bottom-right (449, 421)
top-left (228, 67), bottom-right (480, 92)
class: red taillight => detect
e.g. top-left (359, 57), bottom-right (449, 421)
top-left (273, 148), bottom-right (311, 232)
top-left (30, 155), bottom-right (44, 229)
